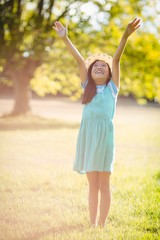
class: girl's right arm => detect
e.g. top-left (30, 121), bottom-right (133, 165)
top-left (53, 21), bottom-right (87, 84)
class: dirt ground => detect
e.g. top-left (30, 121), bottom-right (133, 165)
top-left (0, 98), bottom-right (82, 122)
top-left (0, 97), bottom-right (159, 124)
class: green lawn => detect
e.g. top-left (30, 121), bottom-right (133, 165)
top-left (0, 103), bottom-right (160, 240)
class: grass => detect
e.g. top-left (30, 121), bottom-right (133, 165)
top-left (0, 103), bottom-right (160, 240)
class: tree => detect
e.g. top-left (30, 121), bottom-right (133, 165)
top-left (0, 0), bottom-right (84, 115)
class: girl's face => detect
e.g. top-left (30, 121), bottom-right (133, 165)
top-left (91, 60), bottom-right (110, 85)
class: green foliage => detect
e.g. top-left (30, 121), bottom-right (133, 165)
top-left (121, 32), bottom-right (160, 102)
top-left (30, 41), bottom-right (83, 101)
top-left (0, 0), bottom-right (159, 103)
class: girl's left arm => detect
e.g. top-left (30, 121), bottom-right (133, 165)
top-left (112, 18), bottom-right (141, 88)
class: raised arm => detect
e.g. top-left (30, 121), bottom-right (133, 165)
top-left (53, 21), bottom-right (87, 84)
top-left (112, 18), bottom-right (141, 88)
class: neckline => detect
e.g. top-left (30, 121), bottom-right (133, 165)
top-left (96, 84), bottom-right (106, 88)
top-left (96, 84), bottom-right (107, 94)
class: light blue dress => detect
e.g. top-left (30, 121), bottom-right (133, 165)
top-left (73, 80), bottom-right (119, 174)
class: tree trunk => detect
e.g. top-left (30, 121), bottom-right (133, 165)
top-left (9, 58), bottom-right (41, 116)
top-left (12, 76), bottom-right (31, 115)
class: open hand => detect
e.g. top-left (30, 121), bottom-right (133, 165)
top-left (124, 18), bottom-right (141, 37)
top-left (52, 21), bottom-right (67, 38)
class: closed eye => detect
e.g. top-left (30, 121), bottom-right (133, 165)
top-left (93, 64), bottom-right (107, 67)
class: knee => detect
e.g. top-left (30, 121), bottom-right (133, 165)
top-left (89, 183), bottom-right (99, 194)
top-left (99, 183), bottom-right (110, 194)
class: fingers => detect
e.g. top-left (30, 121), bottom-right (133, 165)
top-left (52, 21), bottom-right (57, 30)
top-left (54, 21), bottom-right (64, 29)
top-left (135, 24), bottom-right (141, 30)
top-left (56, 21), bottom-right (63, 28)
top-left (130, 18), bottom-right (137, 24)
top-left (52, 21), bottom-right (63, 31)
top-left (52, 25), bottom-right (56, 30)
top-left (133, 20), bottom-right (141, 31)
top-left (132, 17), bottom-right (140, 23)
top-left (52, 21), bottom-right (59, 30)
top-left (131, 18), bottom-right (141, 27)
top-left (127, 18), bottom-right (141, 33)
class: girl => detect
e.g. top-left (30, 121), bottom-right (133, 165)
top-left (53, 18), bottom-right (141, 227)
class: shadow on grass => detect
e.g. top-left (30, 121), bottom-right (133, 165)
top-left (0, 115), bottom-right (79, 131)
top-left (24, 223), bottom-right (85, 240)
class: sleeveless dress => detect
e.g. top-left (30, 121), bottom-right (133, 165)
top-left (73, 79), bottom-right (119, 174)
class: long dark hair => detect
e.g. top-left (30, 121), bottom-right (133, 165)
top-left (82, 60), bottom-right (112, 104)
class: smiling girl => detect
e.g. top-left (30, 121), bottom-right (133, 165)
top-left (53, 18), bottom-right (141, 227)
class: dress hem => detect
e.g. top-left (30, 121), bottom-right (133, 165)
top-left (73, 169), bottom-right (112, 174)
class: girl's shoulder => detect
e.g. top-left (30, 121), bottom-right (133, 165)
top-left (81, 79), bottom-right (120, 99)
top-left (107, 79), bottom-right (120, 98)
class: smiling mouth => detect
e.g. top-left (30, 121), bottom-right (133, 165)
top-left (95, 70), bottom-right (104, 75)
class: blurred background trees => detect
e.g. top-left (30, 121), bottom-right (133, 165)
top-left (0, 0), bottom-right (160, 115)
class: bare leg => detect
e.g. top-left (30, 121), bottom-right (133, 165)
top-left (86, 171), bottom-right (99, 226)
top-left (98, 172), bottom-right (111, 227)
